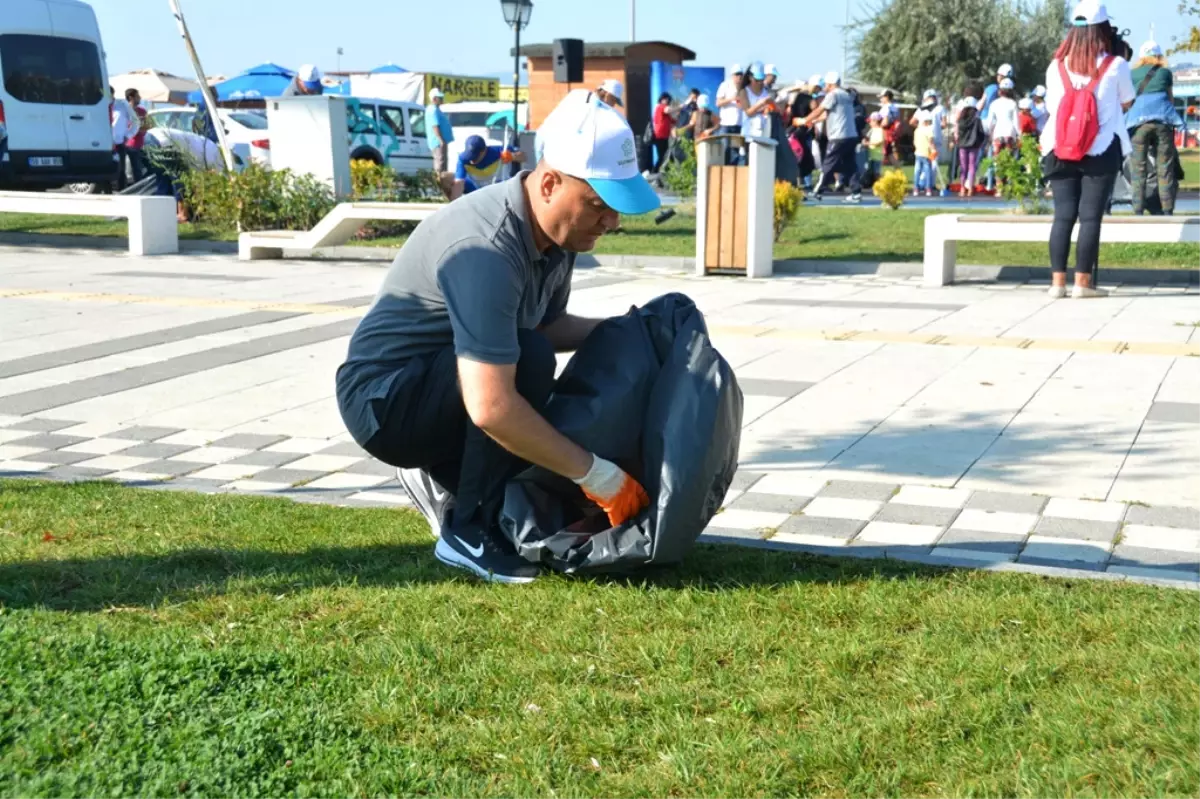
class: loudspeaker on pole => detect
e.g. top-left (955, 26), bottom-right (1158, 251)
top-left (552, 38), bottom-right (584, 84)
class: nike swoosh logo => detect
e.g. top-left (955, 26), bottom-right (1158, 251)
top-left (456, 536), bottom-right (484, 558)
top-left (430, 485), bottom-right (447, 503)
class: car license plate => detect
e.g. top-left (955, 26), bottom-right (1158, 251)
top-left (28, 156), bottom-right (63, 167)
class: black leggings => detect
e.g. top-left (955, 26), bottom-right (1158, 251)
top-left (1046, 140), bottom-right (1121, 276)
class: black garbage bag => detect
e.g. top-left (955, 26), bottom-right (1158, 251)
top-left (498, 293), bottom-right (743, 573)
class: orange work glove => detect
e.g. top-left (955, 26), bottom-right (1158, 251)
top-left (500, 149), bottom-right (514, 164)
top-left (573, 455), bottom-right (650, 527)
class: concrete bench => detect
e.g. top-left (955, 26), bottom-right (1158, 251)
top-left (0, 191), bottom-right (178, 256)
top-left (923, 213), bottom-right (1200, 287)
top-left (238, 201), bottom-right (443, 261)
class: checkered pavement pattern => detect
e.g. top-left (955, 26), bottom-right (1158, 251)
top-left (2, 414), bottom-right (1198, 588)
top-left (708, 473), bottom-right (1200, 587)
top-left (0, 416), bottom-right (410, 509)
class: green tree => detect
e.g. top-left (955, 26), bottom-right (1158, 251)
top-left (853, 0), bottom-right (1063, 96)
top-left (1168, 1), bottom-right (1200, 54)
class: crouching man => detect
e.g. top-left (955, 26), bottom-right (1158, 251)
top-left (335, 95), bottom-right (660, 583)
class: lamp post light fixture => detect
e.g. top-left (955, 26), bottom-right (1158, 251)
top-left (501, 0), bottom-right (532, 162)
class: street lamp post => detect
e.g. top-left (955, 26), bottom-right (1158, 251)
top-left (501, 0), bottom-right (533, 165)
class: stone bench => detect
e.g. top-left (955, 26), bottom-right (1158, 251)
top-left (923, 213), bottom-right (1200, 287)
top-left (238, 201), bottom-right (443, 261)
top-left (0, 191), bottom-right (178, 256)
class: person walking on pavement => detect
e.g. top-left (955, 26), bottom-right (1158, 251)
top-left (426, 88), bottom-right (454, 175)
top-left (124, 88), bottom-right (148, 183)
top-left (954, 83), bottom-right (987, 196)
top-left (650, 92), bottom-right (676, 173)
top-left (715, 64), bottom-right (746, 164)
top-left (979, 63), bottom-right (1015, 190)
top-left (1126, 38), bottom-right (1182, 215)
top-left (1040, 0), bottom-right (1135, 299)
top-left (798, 70), bottom-right (863, 203)
top-left (335, 94), bottom-right (660, 584)
top-left (281, 64), bottom-right (325, 96)
top-left (108, 85), bottom-right (136, 191)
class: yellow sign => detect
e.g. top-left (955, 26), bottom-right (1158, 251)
top-left (425, 73), bottom-right (500, 103)
top-left (497, 85), bottom-right (529, 103)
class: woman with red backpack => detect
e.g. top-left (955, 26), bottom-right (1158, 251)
top-left (1040, 0), bottom-right (1136, 299)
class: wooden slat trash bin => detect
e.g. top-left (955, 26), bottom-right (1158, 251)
top-left (693, 134), bottom-right (776, 278)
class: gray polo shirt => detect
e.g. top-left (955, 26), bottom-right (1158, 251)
top-left (335, 173), bottom-right (575, 445)
top-left (820, 87), bottom-right (856, 141)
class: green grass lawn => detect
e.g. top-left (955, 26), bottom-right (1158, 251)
top-left (0, 212), bottom-right (235, 242)
top-left (1, 479), bottom-right (1196, 797)
top-left (1180, 148), bottom-right (1200, 190)
top-left (3, 175), bottom-right (1199, 268)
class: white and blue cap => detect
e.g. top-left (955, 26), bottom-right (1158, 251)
top-left (1032, 84), bottom-right (1047, 97)
top-left (1070, 0), bottom-right (1110, 25)
top-left (539, 93), bottom-right (660, 215)
top-left (999, 77), bottom-right (1015, 90)
top-left (749, 61), bottom-right (767, 80)
top-left (697, 93), bottom-right (713, 110)
top-left (824, 70), bottom-right (840, 86)
top-left (1140, 39), bottom-right (1164, 57)
top-left (765, 63), bottom-right (779, 77)
top-left (729, 63), bottom-right (742, 76)
top-left (996, 63), bottom-right (1014, 77)
top-left (297, 64), bottom-right (322, 92)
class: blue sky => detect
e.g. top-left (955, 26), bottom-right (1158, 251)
top-left (94, 0), bottom-right (1196, 84)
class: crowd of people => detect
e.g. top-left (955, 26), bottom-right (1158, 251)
top-left (637, 10), bottom-right (1183, 220)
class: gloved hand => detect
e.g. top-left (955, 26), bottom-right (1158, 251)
top-left (573, 455), bottom-right (649, 527)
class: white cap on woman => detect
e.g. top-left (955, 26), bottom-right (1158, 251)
top-left (1070, 0), bottom-right (1110, 26)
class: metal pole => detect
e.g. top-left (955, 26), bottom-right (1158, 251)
top-left (513, 21), bottom-right (521, 157)
top-left (167, 0), bottom-right (235, 172)
top-left (842, 0), bottom-right (848, 79)
top-left (631, 0), bottom-right (636, 42)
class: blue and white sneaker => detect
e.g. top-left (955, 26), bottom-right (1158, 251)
top-left (396, 468), bottom-right (453, 540)
top-left (434, 522), bottom-right (540, 584)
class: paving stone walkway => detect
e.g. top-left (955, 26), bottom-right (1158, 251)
top-left (1, 246), bottom-right (1197, 589)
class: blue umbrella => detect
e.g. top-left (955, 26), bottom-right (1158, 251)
top-left (369, 63), bottom-right (407, 74)
top-left (187, 63), bottom-right (296, 103)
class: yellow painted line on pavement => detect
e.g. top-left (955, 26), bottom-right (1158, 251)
top-left (0, 289), bottom-right (354, 315)
top-left (708, 323), bottom-right (1200, 357)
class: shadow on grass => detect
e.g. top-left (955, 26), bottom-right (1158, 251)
top-left (0, 483), bottom-right (973, 612)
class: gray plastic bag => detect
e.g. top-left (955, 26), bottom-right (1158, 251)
top-left (498, 293), bottom-right (743, 573)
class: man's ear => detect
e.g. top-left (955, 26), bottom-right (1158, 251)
top-left (535, 168), bottom-right (561, 204)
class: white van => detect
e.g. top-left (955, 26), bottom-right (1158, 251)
top-left (0, 0), bottom-right (114, 190)
top-left (345, 98), bottom-right (434, 175)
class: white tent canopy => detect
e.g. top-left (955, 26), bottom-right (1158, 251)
top-left (110, 68), bottom-right (199, 105)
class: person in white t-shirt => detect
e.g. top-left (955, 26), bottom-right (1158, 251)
top-left (986, 78), bottom-right (1021, 154)
top-left (715, 63), bottom-right (746, 164)
top-left (1040, 0), bottom-right (1136, 299)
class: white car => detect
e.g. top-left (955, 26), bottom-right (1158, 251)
top-left (147, 107), bottom-right (268, 166)
top-left (442, 101), bottom-right (527, 166)
top-left (63, 106), bottom-right (255, 193)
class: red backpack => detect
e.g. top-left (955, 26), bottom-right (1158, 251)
top-left (1053, 55), bottom-right (1113, 161)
